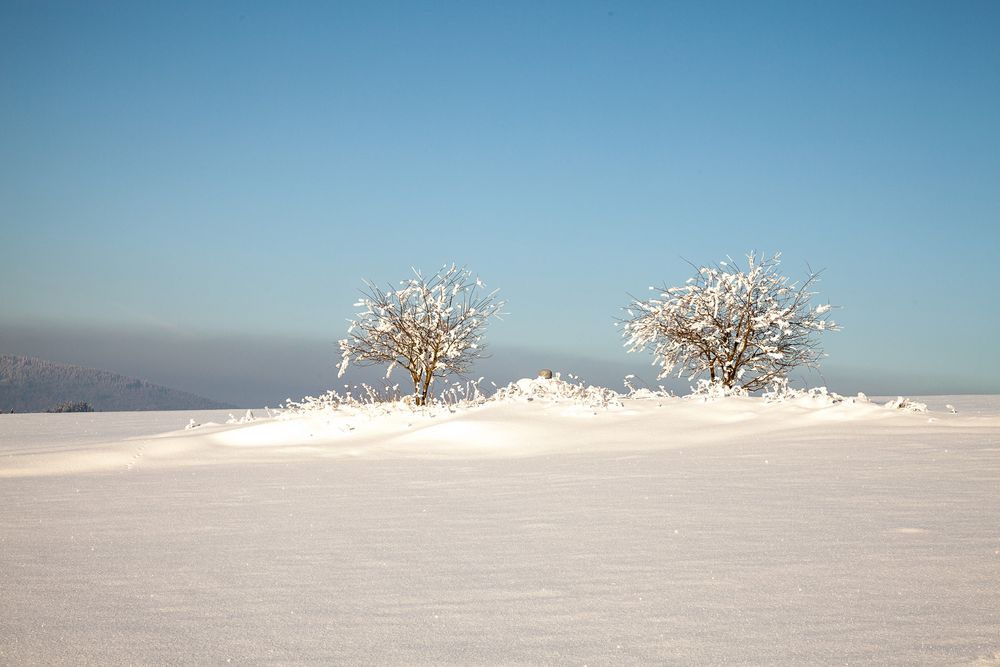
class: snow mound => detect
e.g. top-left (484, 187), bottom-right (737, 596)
top-left (1, 377), bottom-right (973, 479)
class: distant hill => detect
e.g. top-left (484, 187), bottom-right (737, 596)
top-left (0, 354), bottom-right (233, 412)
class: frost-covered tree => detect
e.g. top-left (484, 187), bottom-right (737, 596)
top-left (338, 265), bottom-right (505, 405)
top-left (621, 252), bottom-right (838, 391)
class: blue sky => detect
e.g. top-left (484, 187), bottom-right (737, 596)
top-left (2, 1), bottom-right (999, 404)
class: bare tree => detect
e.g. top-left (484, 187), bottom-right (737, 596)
top-left (338, 265), bottom-right (505, 405)
top-left (620, 252), bottom-right (838, 391)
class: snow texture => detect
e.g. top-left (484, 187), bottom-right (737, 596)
top-left (1, 390), bottom-right (998, 665)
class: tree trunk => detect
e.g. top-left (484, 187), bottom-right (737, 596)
top-left (410, 370), bottom-right (423, 405)
top-left (417, 372), bottom-right (434, 406)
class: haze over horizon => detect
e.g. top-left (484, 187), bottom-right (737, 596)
top-left (1, 320), bottom-right (992, 409)
top-left (3, 1), bottom-right (999, 403)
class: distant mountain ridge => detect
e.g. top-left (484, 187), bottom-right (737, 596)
top-left (0, 354), bottom-right (233, 412)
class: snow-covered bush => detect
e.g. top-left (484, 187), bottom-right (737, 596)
top-left (491, 375), bottom-right (624, 409)
top-left (621, 252), bottom-right (838, 391)
top-left (280, 375), bottom-right (932, 421)
top-left (284, 383), bottom-right (408, 414)
top-left (284, 374), bottom-right (624, 416)
top-left (622, 374), bottom-right (673, 400)
top-left (761, 378), bottom-right (844, 404)
top-left (760, 380), bottom-right (928, 411)
top-left (338, 265), bottom-right (505, 405)
top-left (686, 379), bottom-right (749, 402)
top-left (437, 378), bottom-right (489, 408)
top-left (226, 410), bottom-right (257, 424)
top-left (282, 379), bottom-right (490, 417)
top-left (883, 397), bottom-right (928, 413)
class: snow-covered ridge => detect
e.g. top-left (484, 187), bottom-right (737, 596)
top-left (2, 379), bottom-right (994, 479)
top-left (281, 375), bottom-right (930, 415)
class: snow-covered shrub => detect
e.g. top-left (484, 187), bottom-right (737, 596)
top-left (284, 374), bottom-right (626, 416)
top-left (622, 374), bottom-right (673, 400)
top-left (883, 397), bottom-right (928, 413)
top-left (687, 379), bottom-right (749, 402)
top-left (759, 380), bottom-right (882, 407)
top-left (761, 377), bottom-right (798, 403)
top-left (338, 265), bottom-right (505, 405)
top-left (226, 410), bottom-right (257, 424)
top-left (437, 378), bottom-right (489, 408)
top-left (283, 369), bottom-right (920, 422)
top-left (282, 379), bottom-right (490, 417)
top-left (492, 375), bottom-right (624, 409)
top-left (283, 384), bottom-right (407, 415)
top-left (761, 378), bottom-right (840, 405)
top-left (621, 252), bottom-right (838, 391)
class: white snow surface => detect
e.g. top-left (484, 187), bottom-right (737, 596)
top-left (1, 389), bottom-right (998, 665)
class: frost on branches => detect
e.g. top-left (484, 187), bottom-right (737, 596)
top-left (621, 252), bottom-right (839, 391)
top-left (338, 265), bottom-right (505, 405)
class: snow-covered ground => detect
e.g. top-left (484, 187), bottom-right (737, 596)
top-left (1, 389), bottom-right (998, 665)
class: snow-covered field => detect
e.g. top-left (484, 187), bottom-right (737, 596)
top-left (1, 388), bottom-right (998, 665)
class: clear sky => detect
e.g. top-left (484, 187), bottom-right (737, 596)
top-left (2, 1), bottom-right (999, 405)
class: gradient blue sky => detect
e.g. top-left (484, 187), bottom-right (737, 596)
top-left (3, 1), bottom-right (999, 404)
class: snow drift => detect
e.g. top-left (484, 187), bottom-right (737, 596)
top-left (0, 378), bottom-right (989, 478)
top-left (1, 384), bottom-right (997, 665)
